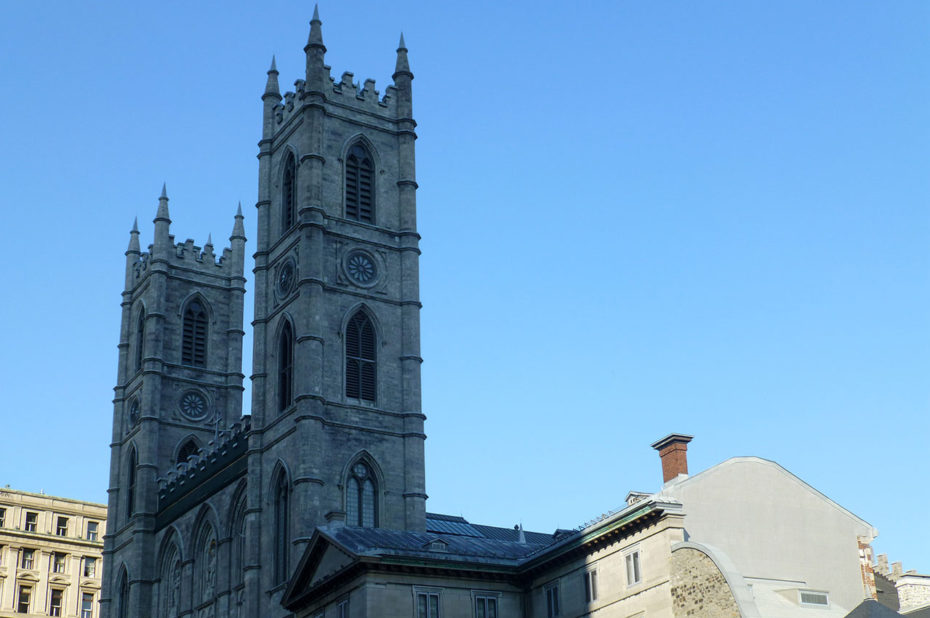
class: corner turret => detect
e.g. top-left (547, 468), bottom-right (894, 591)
top-left (153, 183), bottom-right (172, 257)
top-left (393, 33), bottom-right (413, 119)
top-left (304, 5), bottom-right (327, 89)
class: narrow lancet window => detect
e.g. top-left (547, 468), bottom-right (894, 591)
top-left (278, 321), bottom-right (294, 412)
top-left (346, 460), bottom-right (377, 527)
top-left (126, 447), bottom-right (137, 519)
top-left (182, 300), bottom-right (208, 367)
top-left (282, 152), bottom-right (296, 231)
top-left (177, 439), bottom-right (199, 464)
top-left (345, 144), bottom-right (374, 223)
top-left (135, 309), bottom-right (145, 372)
top-left (273, 471), bottom-right (289, 583)
top-left (345, 310), bottom-right (376, 401)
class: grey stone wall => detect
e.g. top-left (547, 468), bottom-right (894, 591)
top-left (670, 547), bottom-right (740, 618)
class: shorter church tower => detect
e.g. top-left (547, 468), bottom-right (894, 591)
top-left (101, 187), bottom-right (245, 617)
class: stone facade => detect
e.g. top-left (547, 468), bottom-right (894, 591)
top-left (101, 10), bottom-right (424, 618)
top-left (0, 488), bottom-right (106, 617)
top-left (670, 547), bottom-right (740, 618)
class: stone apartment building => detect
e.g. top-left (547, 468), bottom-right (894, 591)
top-left (0, 487), bottom-right (105, 617)
top-left (100, 9), bottom-right (889, 618)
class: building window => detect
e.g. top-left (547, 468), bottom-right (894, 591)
top-left (274, 471), bottom-right (289, 584)
top-left (475, 595), bottom-right (497, 618)
top-left (53, 552), bottom-right (66, 573)
top-left (584, 570), bottom-right (598, 602)
top-left (181, 299), bottom-right (208, 367)
top-left (278, 320), bottom-right (294, 412)
top-left (0, 507), bottom-right (5, 526)
top-left (86, 521), bottom-right (99, 541)
top-left (177, 439), bottom-right (199, 464)
top-left (545, 581), bottom-right (560, 618)
top-left (127, 447), bottom-right (137, 519)
top-left (337, 599), bottom-right (349, 618)
top-left (345, 143), bottom-right (374, 223)
top-left (345, 309), bottom-right (376, 401)
top-left (136, 309), bottom-right (145, 372)
top-left (799, 590), bottom-right (830, 607)
top-left (416, 591), bottom-right (440, 618)
top-left (345, 460), bottom-right (377, 527)
top-left (117, 571), bottom-right (129, 618)
top-left (17, 585), bottom-right (31, 614)
top-left (56, 516), bottom-right (69, 536)
top-left (282, 152), bottom-right (296, 232)
top-left (625, 549), bottom-right (642, 585)
top-left (24, 511), bottom-right (37, 532)
top-left (50, 589), bottom-right (64, 616)
top-left (0, 544), bottom-right (4, 566)
top-left (81, 593), bottom-right (94, 618)
top-left (84, 556), bottom-right (97, 577)
top-left (21, 548), bottom-right (34, 569)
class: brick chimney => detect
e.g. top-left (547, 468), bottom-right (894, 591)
top-left (651, 433), bottom-right (694, 483)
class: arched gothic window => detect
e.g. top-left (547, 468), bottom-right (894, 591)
top-left (345, 460), bottom-right (377, 527)
top-left (126, 447), bottom-right (137, 520)
top-left (159, 544), bottom-right (180, 618)
top-left (273, 470), bottom-right (290, 584)
top-left (282, 152), bottom-right (296, 232)
top-left (128, 399), bottom-right (140, 429)
top-left (278, 321), bottom-right (294, 413)
top-left (345, 310), bottom-right (376, 401)
top-left (117, 568), bottom-right (130, 618)
top-left (194, 526), bottom-right (217, 606)
top-left (136, 309), bottom-right (145, 372)
top-left (181, 300), bottom-right (208, 367)
top-left (345, 144), bottom-right (374, 223)
top-left (177, 439), bottom-right (199, 464)
top-left (230, 496), bottom-right (247, 588)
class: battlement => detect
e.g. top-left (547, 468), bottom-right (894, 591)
top-left (273, 68), bottom-right (399, 130)
top-left (156, 415), bottom-right (251, 511)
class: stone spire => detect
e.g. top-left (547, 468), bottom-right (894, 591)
top-left (231, 202), bottom-right (246, 241)
top-left (394, 32), bottom-right (410, 76)
top-left (305, 5), bottom-right (327, 87)
top-left (393, 33), bottom-right (413, 118)
top-left (264, 55), bottom-right (280, 98)
top-left (153, 183), bottom-right (172, 256)
top-left (127, 217), bottom-right (140, 253)
top-left (155, 183), bottom-right (170, 222)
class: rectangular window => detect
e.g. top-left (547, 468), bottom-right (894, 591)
top-left (0, 544), bottom-right (4, 566)
top-left (584, 570), bottom-right (598, 602)
top-left (626, 550), bottom-right (642, 585)
top-left (53, 552), bottom-right (66, 573)
top-left (84, 556), bottom-right (97, 577)
top-left (21, 548), bottom-right (34, 569)
top-left (799, 590), bottom-right (829, 607)
top-left (86, 521), bottom-right (99, 541)
top-left (337, 599), bottom-right (349, 618)
top-left (24, 512), bottom-right (37, 532)
top-left (56, 516), bottom-right (69, 536)
top-left (81, 592), bottom-right (94, 618)
top-left (475, 595), bottom-right (497, 618)
top-left (50, 589), bottom-right (64, 616)
top-left (417, 591), bottom-right (440, 618)
top-left (17, 585), bottom-right (31, 614)
top-left (0, 507), bottom-right (5, 527)
top-left (545, 582), bottom-right (560, 618)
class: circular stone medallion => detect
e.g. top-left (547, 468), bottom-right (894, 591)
top-left (277, 258), bottom-right (296, 297)
top-left (345, 250), bottom-right (378, 286)
top-left (179, 391), bottom-right (208, 421)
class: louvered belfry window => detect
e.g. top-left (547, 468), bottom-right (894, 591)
top-left (182, 300), bottom-right (208, 367)
top-left (345, 144), bottom-right (374, 223)
top-left (345, 310), bottom-right (376, 401)
top-left (282, 152), bottom-right (296, 231)
top-left (278, 321), bottom-right (294, 412)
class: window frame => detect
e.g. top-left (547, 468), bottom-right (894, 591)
top-left (81, 592), bottom-right (95, 618)
top-left (345, 459), bottom-right (378, 528)
top-left (86, 521), bottom-right (99, 541)
top-left (49, 588), bottom-right (65, 617)
top-left (181, 299), bottom-right (209, 367)
top-left (21, 548), bottom-right (35, 569)
top-left (273, 470), bottom-right (290, 584)
top-left (84, 556), bottom-right (97, 578)
top-left (17, 585), bottom-right (31, 614)
top-left (625, 546), bottom-right (642, 586)
top-left (584, 568), bottom-right (598, 603)
top-left (473, 592), bottom-right (500, 618)
top-left (414, 588), bottom-right (441, 618)
top-left (798, 590), bottom-right (830, 607)
top-left (345, 309), bottom-right (377, 402)
top-left (0, 507), bottom-right (6, 527)
top-left (52, 551), bottom-right (67, 574)
top-left (544, 580), bottom-right (560, 618)
top-left (278, 320), bottom-right (294, 413)
top-left (344, 143), bottom-right (375, 223)
top-left (56, 516), bottom-right (69, 536)
top-left (282, 151), bottom-right (297, 233)
top-left (24, 511), bottom-right (37, 532)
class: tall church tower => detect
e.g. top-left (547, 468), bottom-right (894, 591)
top-left (101, 190), bottom-right (246, 616)
top-left (246, 6), bottom-right (425, 579)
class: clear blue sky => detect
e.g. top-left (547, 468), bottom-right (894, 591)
top-left (1, 1), bottom-right (927, 569)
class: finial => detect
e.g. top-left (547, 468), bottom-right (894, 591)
top-left (206, 233), bottom-right (213, 246)
top-left (160, 182), bottom-right (168, 200)
top-left (394, 32), bottom-right (411, 79)
top-left (131, 217), bottom-right (139, 233)
top-left (231, 202), bottom-right (246, 241)
top-left (307, 4), bottom-right (324, 48)
top-left (312, 4), bottom-right (320, 22)
top-left (264, 55), bottom-right (281, 97)
top-left (155, 183), bottom-right (171, 222)
top-left (269, 55), bottom-right (277, 73)
top-left (127, 217), bottom-right (141, 253)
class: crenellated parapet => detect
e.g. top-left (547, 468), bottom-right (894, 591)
top-left (272, 70), bottom-right (400, 131)
top-left (155, 416), bottom-right (251, 521)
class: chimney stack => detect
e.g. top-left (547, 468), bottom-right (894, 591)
top-left (651, 433), bottom-right (694, 483)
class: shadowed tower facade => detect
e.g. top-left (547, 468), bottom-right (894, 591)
top-left (101, 10), bottom-right (424, 618)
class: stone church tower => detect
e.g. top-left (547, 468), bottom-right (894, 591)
top-left (101, 10), bottom-right (424, 617)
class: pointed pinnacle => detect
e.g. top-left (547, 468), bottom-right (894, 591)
top-left (231, 202), bottom-right (246, 240)
top-left (269, 55), bottom-right (277, 73)
top-left (394, 34), bottom-right (411, 77)
top-left (312, 4), bottom-right (320, 22)
top-left (131, 217), bottom-right (139, 233)
top-left (398, 32), bottom-right (406, 50)
top-left (206, 233), bottom-right (213, 246)
top-left (307, 4), bottom-right (324, 48)
top-left (236, 201), bottom-right (243, 217)
top-left (160, 182), bottom-right (168, 200)
top-left (128, 217), bottom-right (141, 253)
